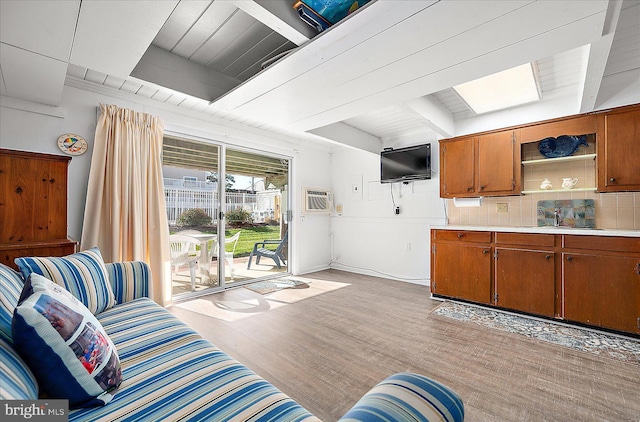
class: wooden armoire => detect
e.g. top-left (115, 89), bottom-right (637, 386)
top-left (0, 149), bottom-right (77, 270)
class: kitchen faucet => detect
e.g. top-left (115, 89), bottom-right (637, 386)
top-left (554, 208), bottom-right (562, 227)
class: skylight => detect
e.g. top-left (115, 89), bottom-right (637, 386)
top-left (453, 63), bottom-right (541, 115)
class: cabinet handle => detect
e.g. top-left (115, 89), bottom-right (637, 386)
top-left (566, 256), bottom-right (573, 261)
top-left (467, 187), bottom-right (473, 192)
top-left (545, 254), bottom-right (551, 260)
top-left (457, 233), bottom-right (464, 238)
top-left (636, 263), bottom-right (640, 275)
top-left (482, 249), bottom-right (489, 254)
top-left (480, 185), bottom-right (486, 190)
top-left (610, 177), bottom-right (616, 183)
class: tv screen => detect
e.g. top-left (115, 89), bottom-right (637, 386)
top-left (380, 144), bottom-right (431, 183)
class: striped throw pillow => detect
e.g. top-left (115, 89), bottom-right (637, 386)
top-left (15, 248), bottom-right (116, 314)
top-left (0, 263), bottom-right (25, 343)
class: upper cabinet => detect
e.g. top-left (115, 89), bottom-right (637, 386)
top-left (597, 106), bottom-right (640, 192)
top-left (477, 130), bottom-right (520, 195)
top-left (440, 130), bottom-right (520, 198)
top-left (440, 137), bottom-right (475, 197)
top-left (439, 103), bottom-right (640, 198)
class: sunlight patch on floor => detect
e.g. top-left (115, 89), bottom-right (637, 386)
top-left (172, 277), bottom-right (351, 322)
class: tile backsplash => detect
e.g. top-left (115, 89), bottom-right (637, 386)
top-left (446, 191), bottom-right (640, 230)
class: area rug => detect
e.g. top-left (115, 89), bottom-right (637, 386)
top-left (432, 301), bottom-right (640, 365)
top-left (244, 278), bottom-right (309, 295)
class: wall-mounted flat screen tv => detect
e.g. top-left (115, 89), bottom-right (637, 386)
top-left (380, 144), bottom-right (431, 183)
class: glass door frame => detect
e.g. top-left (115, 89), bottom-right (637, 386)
top-left (164, 129), bottom-right (293, 300)
top-left (218, 143), bottom-right (293, 290)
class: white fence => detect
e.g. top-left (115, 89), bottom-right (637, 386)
top-left (164, 178), bottom-right (279, 225)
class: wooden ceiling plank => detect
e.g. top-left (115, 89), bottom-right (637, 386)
top-left (201, 15), bottom-right (270, 71)
top-left (171, 1), bottom-right (238, 61)
top-left (290, 11), bottom-right (607, 132)
top-left (153, 0), bottom-right (213, 52)
top-left (213, 0), bottom-right (436, 111)
top-left (227, 1), bottom-right (607, 131)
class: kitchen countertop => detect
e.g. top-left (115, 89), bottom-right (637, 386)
top-left (432, 225), bottom-right (640, 238)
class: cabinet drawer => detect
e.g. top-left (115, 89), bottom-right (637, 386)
top-left (495, 232), bottom-right (555, 247)
top-left (563, 235), bottom-right (640, 253)
top-left (433, 230), bottom-right (491, 243)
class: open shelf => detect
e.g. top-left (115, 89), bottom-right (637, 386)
top-left (522, 187), bottom-right (596, 195)
top-left (522, 154), bottom-right (596, 166)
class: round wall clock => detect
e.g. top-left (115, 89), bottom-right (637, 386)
top-left (57, 133), bottom-right (88, 155)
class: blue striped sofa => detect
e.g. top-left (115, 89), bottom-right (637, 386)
top-left (1, 261), bottom-right (464, 421)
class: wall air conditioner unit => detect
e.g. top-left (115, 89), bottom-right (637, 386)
top-left (303, 188), bottom-right (333, 213)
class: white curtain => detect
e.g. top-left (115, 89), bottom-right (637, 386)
top-left (81, 104), bottom-right (171, 306)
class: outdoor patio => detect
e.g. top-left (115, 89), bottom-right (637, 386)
top-left (171, 255), bottom-right (288, 297)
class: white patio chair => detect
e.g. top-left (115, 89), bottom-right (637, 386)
top-left (214, 232), bottom-right (241, 279)
top-left (175, 229), bottom-right (202, 256)
top-left (169, 234), bottom-right (200, 291)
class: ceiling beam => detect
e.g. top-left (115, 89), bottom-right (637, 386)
top-left (580, 0), bottom-right (624, 113)
top-left (231, 0), bottom-right (314, 46)
top-left (71, 0), bottom-right (179, 77)
top-left (402, 96), bottom-right (455, 139)
top-left (309, 122), bottom-right (382, 154)
top-left (131, 45), bottom-right (242, 102)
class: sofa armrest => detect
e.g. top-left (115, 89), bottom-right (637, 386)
top-left (339, 373), bottom-right (464, 422)
top-left (104, 261), bottom-right (151, 304)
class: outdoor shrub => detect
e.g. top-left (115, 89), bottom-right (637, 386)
top-left (226, 208), bottom-right (253, 224)
top-left (176, 208), bottom-right (212, 227)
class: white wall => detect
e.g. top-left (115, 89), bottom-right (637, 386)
top-left (0, 84), bottom-right (332, 275)
top-left (329, 137), bottom-right (446, 285)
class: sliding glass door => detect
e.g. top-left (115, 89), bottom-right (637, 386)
top-left (163, 136), bottom-right (291, 301)
top-left (222, 147), bottom-right (290, 287)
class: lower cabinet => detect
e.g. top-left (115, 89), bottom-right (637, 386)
top-left (431, 229), bottom-right (640, 335)
top-left (494, 248), bottom-right (555, 317)
top-left (432, 242), bottom-right (492, 304)
top-left (563, 252), bottom-right (640, 334)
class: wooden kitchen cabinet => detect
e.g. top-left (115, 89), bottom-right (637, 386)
top-left (440, 130), bottom-right (519, 198)
top-left (440, 136), bottom-right (475, 197)
top-left (494, 247), bottom-right (555, 317)
top-left (597, 105), bottom-right (640, 192)
top-left (431, 229), bottom-right (640, 335)
top-left (563, 251), bottom-right (640, 334)
top-left (432, 243), bottom-right (492, 304)
top-left (520, 115), bottom-right (597, 143)
top-left (431, 230), bottom-right (492, 304)
top-left (477, 131), bottom-right (519, 195)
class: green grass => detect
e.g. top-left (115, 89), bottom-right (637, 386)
top-left (226, 226), bottom-right (281, 257)
top-left (171, 226), bottom-right (282, 257)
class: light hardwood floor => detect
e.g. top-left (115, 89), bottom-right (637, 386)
top-left (168, 269), bottom-right (640, 421)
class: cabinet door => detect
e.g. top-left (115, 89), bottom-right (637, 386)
top-left (477, 131), bottom-right (518, 195)
top-left (440, 137), bottom-right (475, 198)
top-left (599, 108), bottom-right (640, 192)
top-left (0, 152), bottom-right (69, 242)
top-left (563, 252), bottom-right (640, 334)
top-left (494, 248), bottom-right (555, 317)
top-left (432, 242), bottom-right (492, 304)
